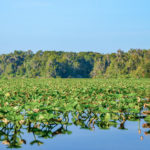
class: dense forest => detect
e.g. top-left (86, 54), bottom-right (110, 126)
top-left (0, 49), bottom-right (149, 78)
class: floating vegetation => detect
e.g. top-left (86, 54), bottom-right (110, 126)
top-left (0, 78), bottom-right (150, 148)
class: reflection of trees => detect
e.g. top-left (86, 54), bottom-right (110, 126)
top-left (0, 110), bottom-right (148, 148)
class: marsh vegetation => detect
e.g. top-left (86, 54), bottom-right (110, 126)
top-left (0, 79), bottom-right (150, 149)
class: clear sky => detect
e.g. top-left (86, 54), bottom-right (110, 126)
top-left (0, 0), bottom-right (150, 54)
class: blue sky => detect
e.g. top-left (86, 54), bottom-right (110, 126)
top-left (0, 0), bottom-right (150, 54)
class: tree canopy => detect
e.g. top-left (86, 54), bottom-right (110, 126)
top-left (0, 49), bottom-right (149, 78)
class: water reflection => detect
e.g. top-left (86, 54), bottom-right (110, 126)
top-left (0, 111), bottom-right (150, 149)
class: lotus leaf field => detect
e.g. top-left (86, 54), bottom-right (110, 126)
top-left (0, 78), bottom-right (150, 148)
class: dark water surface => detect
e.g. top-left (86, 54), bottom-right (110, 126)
top-left (0, 119), bottom-right (150, 150)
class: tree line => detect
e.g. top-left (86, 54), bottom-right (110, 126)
top-left (0, 49), bottom-right (149, 78)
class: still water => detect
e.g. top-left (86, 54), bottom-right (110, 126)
top-left (0, 119), bottom-right (149, 150)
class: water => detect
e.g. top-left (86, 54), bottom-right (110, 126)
top-left (0, 119), bottom-right (150, 150)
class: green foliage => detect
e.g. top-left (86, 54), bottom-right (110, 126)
top-left (0, 49), bottom-right (149, 78)
top-left (0, 78), bottom-right (149, 148)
